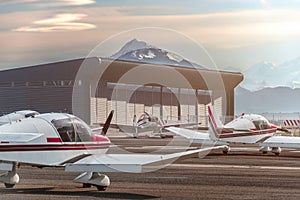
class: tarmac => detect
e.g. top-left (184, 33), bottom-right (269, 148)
top-left (1, 132), bottom-right (300, 200)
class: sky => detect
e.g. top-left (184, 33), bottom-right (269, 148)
top-left (1, 0), bottom-right (300, 71)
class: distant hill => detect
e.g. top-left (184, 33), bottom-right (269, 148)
top-left (235, 86), bottom-right (300, 114)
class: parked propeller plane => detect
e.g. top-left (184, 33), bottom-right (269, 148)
top-left (0, 110), bottom-right (222, 190)
top-left (109, 112), bottom-right (199, 138)
top-left (167, 106), bottom-right (300, 155)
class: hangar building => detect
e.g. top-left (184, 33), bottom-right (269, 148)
top-left (0, 57), bottom-right (243, 126)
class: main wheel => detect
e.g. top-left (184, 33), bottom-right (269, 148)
top-left (4, 183), bottom-right (15, 188)
top-left (96, 186), bottom-right (107, 191)
top-left (222, 150), bottom-right (228, 155)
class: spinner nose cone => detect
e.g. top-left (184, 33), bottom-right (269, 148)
top-left (93, 134), bottom-right (110, 143)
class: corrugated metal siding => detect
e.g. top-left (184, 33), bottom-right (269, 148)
top-left (90, 97), bottom-right (97, 124)
top-left (214, 97), bottom-right (223, 119)
top-left (198, 104), bottom-right (206, 126)
top-left (127, 103), bottom-right (135, 125)
top-left (116, 101), bottom-right (126, 125)
top-left (0, 86), bottom-right (72, 114)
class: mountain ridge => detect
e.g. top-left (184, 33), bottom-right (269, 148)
top-left (111, 39), bottom-right (204, 69)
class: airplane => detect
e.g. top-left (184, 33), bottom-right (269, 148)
top-left (0, 110), bottom-right (223, 190)
top-left (0, 110), bottom-right (40, 125)
top-left (166, 106), bottom-right (300, 156)
top-left (110, 112), bottom-right (199, 138)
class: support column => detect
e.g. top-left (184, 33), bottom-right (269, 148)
top-left (226, 88), bottom-right (235, 123)
top-left (160, 86), bottom-right (163, 119)
top-left (178, 88), bottom-right (181, 121)
top-left (195, 89), bottom-right (198, 125)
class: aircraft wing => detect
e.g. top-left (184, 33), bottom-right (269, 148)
top-left (162, 122), bottom-right (200, 129)
top-left (65, 146), bottom-right (225, 173)
top-left (260, 136), bottom-right (300, 148)
top-left (166, 127), bottom-right (228, 145)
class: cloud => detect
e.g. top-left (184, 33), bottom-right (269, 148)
top-left (0, 0), bottom-right (95, 6)
top-left (2, 5), bottom-right (300, 69)
top-left (260, 0), bottom-right (269, 6)
top-left (13, 13), bottom-right (96, 32)
top-left (63, 0), bottom-right (95, 6)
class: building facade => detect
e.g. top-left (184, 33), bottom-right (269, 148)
top-left (0, 57), bottom-right (243, 126)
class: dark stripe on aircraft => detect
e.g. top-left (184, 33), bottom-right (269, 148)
top-left (218, 128), bottom-right (277, 138)
top-left (0, 143), bottom-right (110, 152)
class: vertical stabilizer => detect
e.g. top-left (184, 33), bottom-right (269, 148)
top-left (207, 106), bottom-right (224, 140)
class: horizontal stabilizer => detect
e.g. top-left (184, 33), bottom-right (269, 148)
top-left (65, 146), bottom-right (225, 173)
top-left (166, 127), bottom-right (228, 145)
top-left (166, 127), bottom-right (209, 140)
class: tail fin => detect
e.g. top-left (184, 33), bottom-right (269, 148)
top-left (101, 110), bottom-right (114, 136)
top-left (207, 106), bottom-right (224, 140)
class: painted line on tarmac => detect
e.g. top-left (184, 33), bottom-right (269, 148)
top-left (170, 164), bottom-right (300, 171)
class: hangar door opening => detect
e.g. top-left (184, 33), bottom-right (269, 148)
top-left (90, 82), bottom-right (223, 127)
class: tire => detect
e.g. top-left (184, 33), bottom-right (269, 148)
top-left (96, 186), bottom-right (107, 191)
top-left (222, 150), bottom-right (228, 155)
top-left (4, 183), bottom-right (15, 188)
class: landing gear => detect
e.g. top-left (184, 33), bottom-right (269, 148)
top-left (96, 186), bottom-right (107, 191)
top-left (4, 183), bottom-right (15, 188)
top-left (74, 172), bottom-right (110, 191)
top-left (271, 147), bottom-right (281, 156)
top-left (259, 146), bottom-right (271, 154)
top-left (222, 146), bottom-right (230, 155)
top-left (0, 162), bottom-right (19, 188)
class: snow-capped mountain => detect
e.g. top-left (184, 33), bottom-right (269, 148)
top-left (240, 57), bottom-right (300, 91)
top-left (111, 39), bottom-right (204, 69)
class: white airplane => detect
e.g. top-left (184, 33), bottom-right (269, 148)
top-left (0, 110), bottom-right (40, 125)
top-left (167, 106), bottom-right (300, 156)
top-left (0, 110), bottom-right (223, 190)
top-left (112, 112), bottom-right (199, 138)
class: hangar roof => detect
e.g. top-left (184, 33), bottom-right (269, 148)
top-left (0, 57), bottom-right (243, 91)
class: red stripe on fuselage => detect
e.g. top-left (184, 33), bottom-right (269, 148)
top-left (0, 143), bottom-right (110, 152)
top-left (47, 138), bottom-right (62, 143)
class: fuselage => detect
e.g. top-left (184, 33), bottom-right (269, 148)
top-left (217, 114), bottom-right (277, 144)
top-left (0, 113), bottom-right (110, 166)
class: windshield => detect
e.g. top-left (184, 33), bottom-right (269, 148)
top-left (51, 117), bottom-right (92, 142)
top-left (138, 113), bottom-right (151, 123)
top-left (253, 120), bottom-right (270, 130)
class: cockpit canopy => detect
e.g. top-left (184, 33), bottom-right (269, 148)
top-left (50, 115), bottom-right (92, 142)
top-left (137, 112), bottom-right (159, 123)
top-left (226, 114), bottom-right (271, 130)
